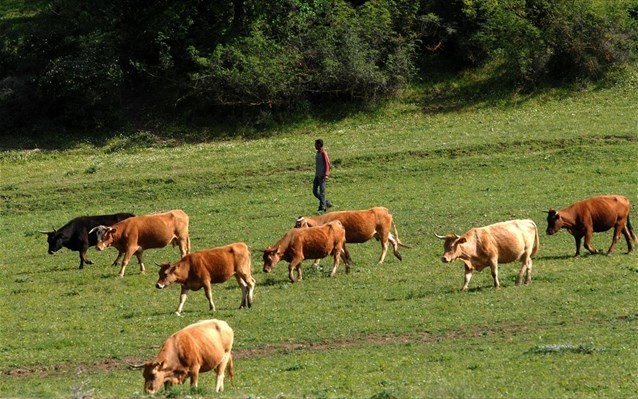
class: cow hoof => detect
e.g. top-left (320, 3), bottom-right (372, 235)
top-left (86, 260), bottom-right (94, 265)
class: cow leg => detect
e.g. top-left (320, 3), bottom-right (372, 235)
top-left (388, 233), bottom-right (402, 261)
top-left (622, 225), bottom-right (634, 253)
top-left (177, 236), bottom-right (190, 257)
top-left (378, 239), bottom-right (390, 264)
top-left (112, 251), bottom-right (124, 266)
top-left (79, 244), bottom-right (93, 269)
top-left (329, 250), bottom-right (342, 277)
top-left (606, 224), bottom-right (624, 255)
top-left (525, 257), bottom-right (533, 285)
top-left (236, 275), bottom-right (253, 308)
top-left (134, 250), bottom-right (146, 274)
top-left (288, 257), bottom-right (304, 282)
top-left (490, 258), bottom-right (500, 289)
top-left (117, 250), bottom-right (137, 277)
top-left (236, 276), bottom-right (248, 308)
top-left (341, 246), bottom-right (352, 274)
top-left (573, 235), bottom-right (583, 257)
top-left (189, 365), bottom-right (200, 389)
top-left (583, 229), bottom-right (598, 255)
top-left (175, 286), bottom-right (189, 316)
top-left (516, 256), bottom-right (532, 286)
top-left (203, 282), bottom-right (216, 312)
top-left (215, 353), bottom-right (231, 392)
top-left (461, 265), bottom-right (473, 292)
top-left (247, 277), bottom-right (255, 307)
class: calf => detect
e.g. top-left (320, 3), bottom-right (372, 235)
top-left (295, 207), bottom-right (410, 264)
top-left (141, 319), bottom-right (234, 393)
top-left (436, 219), bottom-right (539, 291)
top-left (155, 242), bottom-right (255, 316)
top-left (263, 221), bottom-right (350, 282)
top-left (545, 195), bottom-right (636, 256)
top-left (89, 209), bottom-right (190, 277)
top-left (40, 213), bottom-right (134, 269)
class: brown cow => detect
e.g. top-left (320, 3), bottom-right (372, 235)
top-left (263, 221), bottom-right (350, 282)
top-left (436, 219), bottom-right (539, 292)
top-left (545, 195), bottom-right (636, 256)
top-left (89, 209), bottom-right (190, 277)
top-left (295, 207), bottom-right (410, 264)
top-left (155, 242), bottom-right (255, 316)
top-left (141, 319), bottom-right (234, 394)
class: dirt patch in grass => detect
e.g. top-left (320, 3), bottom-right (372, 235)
top-left (1, 323), bottom-right (530, 378)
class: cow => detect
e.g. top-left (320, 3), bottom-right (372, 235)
top-left (89, 209), bottom-right (190, 277)
top-left (140, 319), bottom-right (234, 394)
top-left (294, 207), bottom-right (410, 264)
top-left (155, 242), bottom-right (255, 316)
top-left (39, 213), bottom-right (134, 269)
top-left (545, 195), bottom-right (636, 256)
top-left (436, 219), bottom-right (539, 292)
top-left (263, 220), bottom-right (351, 282)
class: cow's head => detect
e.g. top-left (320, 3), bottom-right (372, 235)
top-left (294, 216), bottom-right (309, 228)
top-left (89, 226), bottom-right (115, 250)
top-left (435, 233), bottom-right (466, 263)
top-left (40, 228), bottom-right (63, 254)
top-left (155, 262), bottom-right (178, 289)
top-left (262, 246), bottom-right (281, 273)
top-left (545, 208), bottom-right (562, 235)
top-left (143, 361), bottom-right (184, 394)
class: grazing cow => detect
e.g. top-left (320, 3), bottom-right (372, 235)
top-left (40, 213), bottom-right (134, 269)
top-left (89, 209), bottom-right (190, 277)
top-left (141, 319), bottom-right (234, 394)
top-left (155, 242), bottom-right (255, 316)
top-left (436, 219), bottom-right (539, 292)
top-left (263, 221), bottom-right (350, 282)
top-left (545, 195), bottom-right (636, 256)
top-left (295, 207), bottom-right (410, 264)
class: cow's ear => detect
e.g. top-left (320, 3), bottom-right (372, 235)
top-left (456, 237), bottom-right (467, 245)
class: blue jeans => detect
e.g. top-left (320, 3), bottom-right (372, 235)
top-left (313, 176), bottom-right (331, 211)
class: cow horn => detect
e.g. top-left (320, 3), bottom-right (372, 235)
top-left (434, 233), bottom-right (447, 240)
top-left (38, 230), bottom-right (51, 234)
top-left (126, 362), bottom-right (145, 369)
top-left (296, 216), bottom-right (305, 222)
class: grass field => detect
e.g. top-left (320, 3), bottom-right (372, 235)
top-left (1, 76), bottom-right (637, 398)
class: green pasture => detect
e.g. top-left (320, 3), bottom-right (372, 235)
top-left (1, 80), bottom-right (637, 398)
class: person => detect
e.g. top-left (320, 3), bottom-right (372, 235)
top-left (313, 139), bottom-right (333, 213)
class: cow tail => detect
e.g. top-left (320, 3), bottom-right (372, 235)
top-left (531, 222), bottom-right (540, 257)
top-left (392, 221), bottom-right (412, 249)
top-left (627, 215), bottom-right (637, 242)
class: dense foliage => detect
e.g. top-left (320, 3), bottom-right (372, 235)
top-left (1, 0), bottom-right (637, 131)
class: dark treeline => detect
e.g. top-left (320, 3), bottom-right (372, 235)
top-left (1, 0), bottom-right (637, 133)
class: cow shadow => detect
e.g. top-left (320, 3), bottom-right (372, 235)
top-left (535, 254), bottom-right (574, 261)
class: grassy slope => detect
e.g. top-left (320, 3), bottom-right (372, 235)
top-left (0, 77), bottom-right (637, 398)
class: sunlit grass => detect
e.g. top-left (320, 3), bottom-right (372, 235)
top-left (0, 78), bottom-right (637, 398)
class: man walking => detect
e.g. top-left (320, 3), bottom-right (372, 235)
top-left (313, 139), bottom-right (333, 213)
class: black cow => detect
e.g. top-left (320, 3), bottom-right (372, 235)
top-left (41, 213), bottom-right (134, 268)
